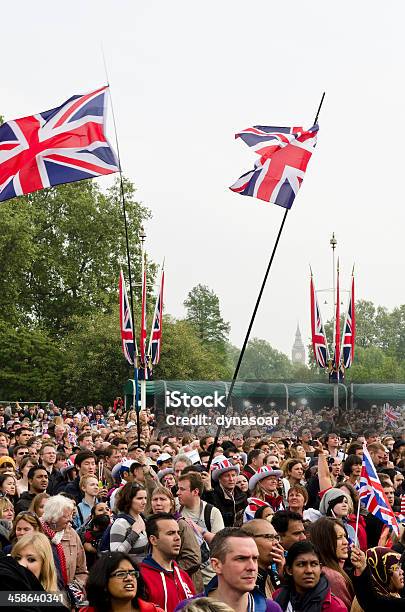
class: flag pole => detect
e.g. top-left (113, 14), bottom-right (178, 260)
top-left (102, 49), bottom-right (141, 444)
top-left (207, 93), bottom-right (325, 470)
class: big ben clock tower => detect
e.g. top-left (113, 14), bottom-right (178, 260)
top-left (292, 324), bottom-right (306, 365)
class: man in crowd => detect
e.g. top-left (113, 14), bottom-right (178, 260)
top-left (242, 449), bottom-right (265, 481)
top-left (203, 458), bottom-right (247, 526)
top-left (203, 527), bottom-right (281, 612)
top-left (16, 465), bottom-right (49, 512)
top-left (368, 442), bottom-right (386, 468)
top-left (242, 519), bottom-right (285, 597)
top-left (62, 451), bottom-right (98, 503)
top-left (40, 443), bottom-right (63, 495)
top-left (271, 510), bottom-right (306, 551)
top-left (140, 513), bottom-right (195, 612)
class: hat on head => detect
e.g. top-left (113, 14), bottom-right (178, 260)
top-left (0, 456), bottom-right (15, 468)
top-left (249, 465), bottom-right (283, 491)
top-left (158, 468), bottom-right (175, 482)
top-left (157, 453), bottom-right (172, 464)
top-left (60, 459), bottom-right (76, 476)
top-left (112, 459), bottom-right (135, 479)
top-left (211, 458), bottom-right (240, 482)
top-left (393, 439), bottom-right (405, 451)
top-left (319, 487), bottom-right (348, 516)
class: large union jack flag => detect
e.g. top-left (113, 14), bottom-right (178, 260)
top-left (0, 86), bottom-right (119, 202)
top-left (341, 274), bottom-right (355, 368)
top-left (148, 267), bottom-right (164, 365)
top-left (359, 444), bottom-right (399, 535)
top-left (230, 124), bottom-right (318, 208)
top-left (119, 269), bottom-right (136, 366)
top-left (310, 274), bottom-right (329, 368)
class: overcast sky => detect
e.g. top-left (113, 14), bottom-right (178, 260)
top-left (2, 1), bottom-right (403, 360)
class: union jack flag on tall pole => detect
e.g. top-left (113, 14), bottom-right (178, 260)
top-left (310, 269), bottom-right (330, 368)
top-left (341, 269), bottom-right (355, 368)
top-left (358, 443), bottom-right (399, 536)
top-left (331, 260), bottom-right (341, 380)
top-left (119, 269), bottom-right (136, 366)
top-left (140, 249), bottom-right (147, 367)
top-left (148, 263), bottom-right (164, 366)
top-left (230, 124), bottom-right (318, 208)
top-left (0, 86), bottom-right (119, 202)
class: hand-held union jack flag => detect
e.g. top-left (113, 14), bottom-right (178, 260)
top-left (0, 86), bottom-right (119, 202)
top-left (119, 270), bottom-right (136, 366)
top-left (230, 124), bottom-right (318, 208)
top-left (358, 444), bottom-right (399, 535)
top-left (341, 274), bottom-right (355, 368)
top-left (148, 266), bottom-right (164, 366)
top-left (383, 403), bottom-right (401, 426)
top-left (310, 273), bottom-right (329, 368)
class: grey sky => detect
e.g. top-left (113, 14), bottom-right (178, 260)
top-left (2, 1), bottom-right (403, 359)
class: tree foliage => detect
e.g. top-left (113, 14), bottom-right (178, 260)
top-left (236, 337), bottom-right (294, 381)
top-left (184, 284), bottom-right (230, 346)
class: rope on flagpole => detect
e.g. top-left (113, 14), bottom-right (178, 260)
top-left (207, 92), bottom-right (326, 471)
top-left (102, 46), bottom-right (141, 445)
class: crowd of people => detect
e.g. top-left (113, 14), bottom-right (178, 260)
top-left (0, 400), bottom-right (404, 612)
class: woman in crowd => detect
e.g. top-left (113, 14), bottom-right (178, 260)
top-left (281, 459), bottom-right (305, 500)
top-left (236, 473), bottom-right (249, 493)
top-left (0, 472), bottom-right (18, 504)
top-left (246, 466), bottom-right (285, 518)
top-left (109, 482), bottom-right (148, 564)
top-left (342, 454), bottom-right (362, 488)
top-left (351, 545), bottom-right (404, 611)
top-left (319, 488), bottom-right (356, 543)
top-left (16, 456), bottom-right (37, 495)
top-left (0, 496), bottom-right (14, 547)
top-left (3, 510), bottom-right (43, 552)
top-left (309, 517), bottom-right (354, 610)
top-left (289, 443), bottom-right (308, 463)
top-left (42, 494), bottom-right (88, 605)
top-left (335, 481), bottom-right (367, 550)
top-left (150, 485), bottom-right (202, 591)
top-left (273, 541), bottom-right (347, 611)
top-left (29, 492), bottom-right (50, 518)
top-left (76, 475), bottom-right (101, 528)
top-left (80, 551), bottom-right (164, 612)
top-left (286, 484), bottom-right (321, 522)
top-left (11, 532), bottom-right (58, 593)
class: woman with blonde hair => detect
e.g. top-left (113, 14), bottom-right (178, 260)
top-left (11, 531), bottom-right (58, 592)
top-left (3, 510), bottom-right (43, 553)
top-left (179, 598), bottom-right (235, 612)
top-left (0, 496), bottom-right (14, 548)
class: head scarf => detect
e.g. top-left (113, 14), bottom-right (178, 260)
top-left (366, 547), bottom-right (401, 597)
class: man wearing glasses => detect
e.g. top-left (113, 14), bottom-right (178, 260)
top-left (145, 443), bottom-right (161, 471)
top-left (242, 519), bottom-right (285, 598)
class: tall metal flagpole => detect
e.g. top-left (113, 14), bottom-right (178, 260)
top-left (207, 93), bottom-right (326, 470)
top-left (102, 49), bottom-right (141, 443)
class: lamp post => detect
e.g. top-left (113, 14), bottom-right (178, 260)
top-left (140, 225), bottom-right (147, 413)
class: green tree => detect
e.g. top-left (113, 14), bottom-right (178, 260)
top-left (154, 316), bottom-right (233, 380)
top-left (0, 178), bottom-right (152, 334)
top-left (184, 284), bottom-right (230, 346)
top-left (237, 337), bottom-right (294, 381)
top-left (0, 321), bottom-right (63, 400)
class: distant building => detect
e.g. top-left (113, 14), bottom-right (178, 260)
top-left (292, 324), bottom-right (306, 364)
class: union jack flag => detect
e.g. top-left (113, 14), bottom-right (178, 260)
top-left (148, 266), bottom-right (164, 365)
top-left (119, 269), bottom-right (136, 366)
top-left (383, 403), bottom-right (401, 425)
top-left (140, 252), bottom-right (147, 366)
top-left (310, 274), bottom-right (329, 368)
top-left (230, 124), bottom-right (318, 208)
top-left (332, 262), bottom-right (341, 375)
top-left (0, 86), bottom-right (119, 202)
top-left (341, 274), bottom-right (355, 368)
top-left (358, 443), bottom-right (399, 535)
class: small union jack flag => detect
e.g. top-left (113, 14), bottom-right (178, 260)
top-left (119, 270), bottom-right (136, 366)
top-left (148, 267), bottom-right (164, 366)
top-left (230, 124), bottom-right (318, 208)
top-left (358, 444), bottom-right (399, 535)
top-left (341, 274), bottom-right (355, 368)
top-left (0, 86), bottom-right (119, 202)
top-left (310, 273), bottom-right (329, 368)
top-left (383, 403), bottom-right (401, 425)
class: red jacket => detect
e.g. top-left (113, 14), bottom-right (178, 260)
top-left (80, 601), bottom-right (164, 612)
top-left (140, 556), bottom-right (195, 612)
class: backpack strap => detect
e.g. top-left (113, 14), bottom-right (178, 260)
top-left (203, 502), bottom-right (213, 533)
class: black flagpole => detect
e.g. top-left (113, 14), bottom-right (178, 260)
top-left (102, 51), bottom-right (142, 446)
top-left (207, 92), bottom-right (326, 470)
